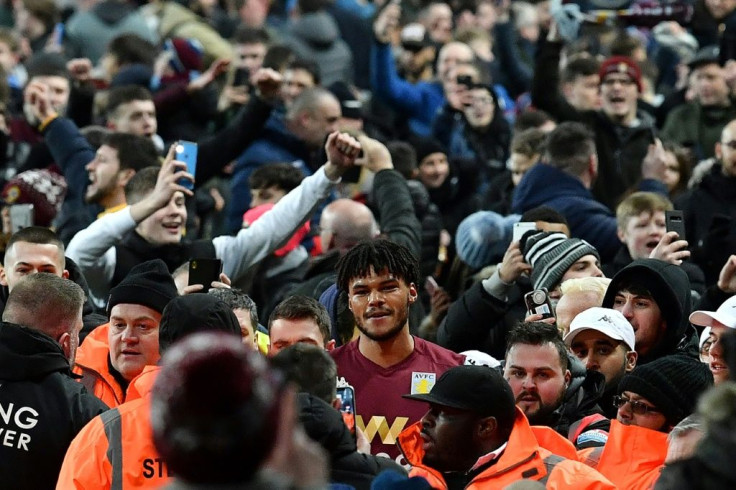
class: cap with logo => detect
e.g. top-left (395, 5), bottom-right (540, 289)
top-left (564, 306), bottom-right (636, 351)
top-left (689, 295), bottom-right (736, 329)
top-left (403, 365), bottom-right (516, 425)
top-left (598, 56), bottom-right (642, 92)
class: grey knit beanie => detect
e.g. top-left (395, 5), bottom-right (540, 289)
top-left (522, 231), bottom-right (600, 291)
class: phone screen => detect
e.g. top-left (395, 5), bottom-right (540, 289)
top-left (336, 384), bottom-right (356, 437)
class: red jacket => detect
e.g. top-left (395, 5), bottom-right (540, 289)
top-left (397, 408), bottom-right (617, 489)
top-left (57, 366), bottom-right (168, 489)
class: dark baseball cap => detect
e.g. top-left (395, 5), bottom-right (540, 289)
top-left (688, 45), bottom-right (720, 70)
top-left (403, 365), bottom-right (516, 422)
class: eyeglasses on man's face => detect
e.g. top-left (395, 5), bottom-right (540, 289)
top-left (613, 394), bottom-right (661, 415)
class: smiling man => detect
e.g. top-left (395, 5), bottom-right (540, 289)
top-left (330, 239), bottom-right (464, 463)
top-left (68, 131), bottom-right (361, 308)
top-left (689, 295), bottom-right (736, 384)
top-left (73, 259), bottom-right (178, 407)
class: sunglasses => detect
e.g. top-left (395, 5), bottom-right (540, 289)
top-left (613, 394), bottom-right (661, 415)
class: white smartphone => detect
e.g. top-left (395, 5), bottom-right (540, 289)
top-left (513, 222), bottom-right (537, 243)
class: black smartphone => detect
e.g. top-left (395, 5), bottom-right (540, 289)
top-left (457, 75), bottom-right (473, 88)
top-left (188, 258), bottom-right (223, 292)
top-left (524, 288), bottom-right (554, 319)
top-left (233, 67), bottom-right (250, 87)
top-left (665, 210), bottom-right (686, 241)
top-left (336, 379), bottom-right (356, 439)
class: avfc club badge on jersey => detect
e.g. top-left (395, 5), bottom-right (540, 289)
top-left (411, 372), bottom-right (436, 395)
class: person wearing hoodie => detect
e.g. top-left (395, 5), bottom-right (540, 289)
top-left (282, 0), bottom-right (352, 87)
top-left (65, 0), bottom-right (158, 65)
top-left (602, 258), bottom-right (700, 365)
top-left (0, 273), bottom-right (108, 490)
top-left (271, 343), bottom-right (406, 489)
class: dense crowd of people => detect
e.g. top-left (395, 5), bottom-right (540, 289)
top-left (1, 0), bottom-right (736, 488)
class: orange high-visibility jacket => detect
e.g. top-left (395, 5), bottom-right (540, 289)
top-left (397, 408), bottom-right (617, 490)
top-left (73, 324), bottom-right (127, 408)
top-left (593, 419), bottom-right (667, 490)
top-left (57, 366), bottom-right (168, 490)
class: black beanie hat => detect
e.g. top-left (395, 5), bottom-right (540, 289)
top-left (107, 259), bottom-right (178, 316)
top-left (158, 294), bottom-right (241, 354)
top-left (412, 137), bottom-right (447, 165)
top-left (618, 354), bottom-right (713, 426)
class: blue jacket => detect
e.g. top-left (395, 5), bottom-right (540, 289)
top-left (370, 40), bottom-right (444, 137)
top-left (511, 163), bottom-right (621, 261)
top-left (226, 112), bottom-right (317, 233)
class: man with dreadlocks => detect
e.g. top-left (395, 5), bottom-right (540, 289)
top-left (330, 238), bottom-right (464, 464)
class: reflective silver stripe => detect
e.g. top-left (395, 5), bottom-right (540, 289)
top-left (101, 408), bottom-right (123, 490)
top-left (538, 454), bottom-right (565, 485)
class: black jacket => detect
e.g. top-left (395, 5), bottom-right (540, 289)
top-left (532, 40), bottom-right (656, 211)
top-left (0, 322), bottom-right (108, 489)
top-left (297, 393), bottom-right (406, 489)
top-left (602, 259), bottom-right (700, 364)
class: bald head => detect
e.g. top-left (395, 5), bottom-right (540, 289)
top-left (319, 199), bottom-right (379, 254)
top-left (717, 119), bottom-right (736, 177)
top-left (555, 289), bottom-right (604, 335)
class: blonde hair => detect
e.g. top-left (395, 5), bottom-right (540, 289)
top-left (615, 192), bottom-right (673, 229)
top-left (560, 276), bottom-right (611, 299)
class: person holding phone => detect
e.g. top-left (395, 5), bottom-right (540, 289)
top-left (67, 131), bottom-right (362, 309)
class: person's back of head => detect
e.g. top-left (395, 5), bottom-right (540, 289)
top-left (544, 122), bottom-right (597, 179)
top-left (107, 33), bottom-right (157, 68)
top-left (387, 140), bottom-right (418, 180)
top-left (123, 166), bottom-right (160, 205)
top-left (285, 86), bottom-right (335, 120)
top-left (271, 343), bottom-right (337, 404)
top-left (3, 272), bottom-right (84, 359)
top-left (158, 294), bottom-right (242, 354)
top-left (102, 132), bottom-right (160, 173)
top-left (319, 198), bottom-right (379, 254)
top-left (152, 331), bottom-right (282, 485)
top-left (249, 163), bottom-right (304, 194)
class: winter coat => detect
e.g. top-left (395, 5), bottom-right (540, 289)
top-left (0, 323), bottom-right (108, 489)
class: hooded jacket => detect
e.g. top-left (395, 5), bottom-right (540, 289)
top-left (0, 322), bottom-right (108, 490)
top-left (284, 12), bottom-right (353, 86)
top-left (397, 408), bottom-right (616, 489)
top-left (297, 393), bottom-right (406, 490)
top-left (602, 258), bottom-right (700, 364)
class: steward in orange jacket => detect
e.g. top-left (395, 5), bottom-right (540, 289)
top-left (57, 294), bottom-right (243, 490)
top-left (398, 365), bottom-right (616, 490)
top-left (72, 260), bottom-right (180, 408)
top-left (578, 419), bottom-right (667, 490)
top-left (73, 324), bottom-right (126, 407)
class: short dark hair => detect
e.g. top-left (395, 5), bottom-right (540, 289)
top-left (561, 55), bottom-right (600, 84)
top-left (22, 0), bottom-right (58, 31)
top-left (209, 288), bottom-right (259, 329)
top-left (106, 85), bottom-right (153, 118)
top-left (124, 166), bottom-right (160, 204)
top-left (268, 295), bottom-right (331, 346)
top-left (262, 44), bottom-right (295, 72)
top-left (387, 141), bottom-right (418, 179)
top-left (270, 343), bottom-right (337, 404)
top-left (544, 122), bottom-right (596, 177)
top-left (102, 132), bottom-right (159, 172)
top-left (610, 32), bottom-right (644, 59)
top-left (298, 0), bottom-right (329, 14)
top-left (25, 52), bottom-right (68, 81)
top-left (80, 126), bottom-right (111, 150)
top-left (233, 26), bottom-right (270, 45)
top-left (336, 238), bottom-right (419, 293)
top-left (286, 58), bottom-right (321, 86)
top-left (514, 109), bottom-right (555, 133)
top-left (249, 163), bottom-right (304, 193)
top-left (5, 227), bottom-right (64, 268)
top-left (107, 34), bottom-right (156, 67)
top-left (520, 206), bottom-right (569, 227)
top-left (510, 128), bottom-right (548, 157)
top-left (3, 272), bottom-right (83, 340)
top-left (506, 322), bottom-right (569, 372)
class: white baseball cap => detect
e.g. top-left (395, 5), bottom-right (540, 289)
top-left (563, 307), bottom-right (636, 351)
top-left (690, 295), bottom-right (736, 329)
